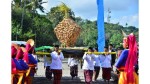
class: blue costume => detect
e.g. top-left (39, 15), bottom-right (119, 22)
top-left (115, 49), bottom-right (129, 68)
top-left (18, 59), bottom-right (29, 70)
top-left (13, 58), bottom-right (24, 70)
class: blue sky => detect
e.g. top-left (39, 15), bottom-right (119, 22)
top-left (37, 0), bottom-right (139, 28)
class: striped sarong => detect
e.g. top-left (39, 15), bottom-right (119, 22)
top-left (84, 70), bottom-right (93, 84)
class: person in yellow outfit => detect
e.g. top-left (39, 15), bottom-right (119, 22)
top-left (115, 33), bottom-right (138, 84)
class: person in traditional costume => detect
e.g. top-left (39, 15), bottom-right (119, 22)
top-left (16, 47), bottom-right (29, 70)
top-left (50, 45), bottom-right (64, 84)
top-left (115, 33), bottom-right (139, 84)
top-left (11, 44), bottom-right (24, 84)
top-left (24, 39), bottom-right (37, 84)
top-left (82, 47), bottom-right (95, 84)
top-left (16, 47), bottom-right (29, 84)
top-left (100, 46), bottom-right (112, 84)
top-left (92, 48), bottom-right (101, 81)
top-left (68, 55), bottom-right (79, 79)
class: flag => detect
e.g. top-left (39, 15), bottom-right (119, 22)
top-left (97, 0), bottom-right (105, 52)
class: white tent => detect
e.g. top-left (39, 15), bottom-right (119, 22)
top-left (11, 41), bottom-right (26, 45)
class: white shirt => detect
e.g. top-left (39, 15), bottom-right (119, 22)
top-left (100, 54), bottom-right (111, 68)
top-left (44, 55), bottom-right (51, 67)
top-left (68, 58), bottom-right (79, 66)
top-left (93, 55), bottom-right (101, 67)
top-left (82, 53), bottom-right (95, 70)
top-left (50, 51), bottom-right (64, 69)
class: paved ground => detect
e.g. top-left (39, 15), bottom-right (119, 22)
top-left (33, 58), bottom-right (118, 84)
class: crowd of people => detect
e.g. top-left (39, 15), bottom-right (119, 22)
top-left (11, 33), bottom-right (139, 84)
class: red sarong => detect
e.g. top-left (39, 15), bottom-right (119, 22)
top-left (51, 69), bottom-right (62, 84)
top-left (102, 68), bottom-right (111, 80)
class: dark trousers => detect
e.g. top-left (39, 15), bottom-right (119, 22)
top-left (93, 66), bottom-right (100, 80)
top-left (70, 65), bottom-right (78, 77)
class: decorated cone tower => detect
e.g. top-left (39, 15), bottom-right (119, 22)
top-left (54, 3), bottom-right (81, 47)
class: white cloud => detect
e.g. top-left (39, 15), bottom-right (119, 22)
top-left (111, 14), bottom-right (139, 28)
top-left (104, 0), bottom-right (138, 11)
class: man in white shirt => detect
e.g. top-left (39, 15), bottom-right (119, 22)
top-left (101, 46), bottom-right (112, 84)
top-left (68, 55), bottom-right (79, 79)
top-left (93, 48), bottom-right (101, 81)
top-left (50, 45), bottom-right (64, 84)
top-left (82, 47), bottom-right (95, 84)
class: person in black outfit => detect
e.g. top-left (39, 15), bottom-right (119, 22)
top-left (108, 44), bottom-right (116, 71)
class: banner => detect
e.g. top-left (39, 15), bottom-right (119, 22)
top-left (97, 0), bottom-right (105, 52)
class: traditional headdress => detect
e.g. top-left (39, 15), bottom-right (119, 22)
top-left (16, 47), bottom-right (24, 60)
top-left (11, 43), bottom-right (19, 74)
top-left (125, 33), bottom-right (138, 84)
top-left (26, 39), bottom-right (34, 53)
top-left (21, 47), bottom-right (29, 63)
top-left (23, 39), bottom-right (34, 63)
top-left (11, 43), bottom-right (19, 58)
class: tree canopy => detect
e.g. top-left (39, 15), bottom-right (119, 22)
top-left (12, 1), bottom-right (139, 48)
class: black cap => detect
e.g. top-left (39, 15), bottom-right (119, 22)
top-left (54, 45), bottom-right (59, 47)
top-left (104, 46), bottom-right (108, 49)
top-left (88, 47), bottom-right (93, 51)
top-left (109, 44), bottom-right (113, 47)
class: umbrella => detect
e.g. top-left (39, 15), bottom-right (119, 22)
top-left (35, 46), bottom-right (53, 51)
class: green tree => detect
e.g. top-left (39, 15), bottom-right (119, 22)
top-left (47, 3), bottom-right (75, 28)
top-left (109, 33), bottom-right (123, 48)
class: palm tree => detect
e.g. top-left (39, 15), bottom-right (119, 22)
top-left (25, 0), bottom-right (47, 13)
top-left (25, 0), bottom-right (47, 46)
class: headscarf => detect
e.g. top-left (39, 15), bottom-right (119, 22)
top-left (21, 46), bottom-right (29, 63)
top-left (16, 48), bottom-right (24, 60)
top-left (11, 44), bottom-right (18, 74)
top-left (26, 44), bottom-right (34, 53)
top-left (11, 46), bottom-right (17, 58)
top-left (124, 33), bottom-right (138, 84)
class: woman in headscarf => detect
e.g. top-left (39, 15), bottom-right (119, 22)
top-left (16, 47), bottom-right (29, 84)
top-left (24, 39), bottom-right (37, 84)
top-left (11, 44), bottom-right (24, 84)
top-left (115, 33), bottom-right (139, 84)
top-left (16, 47), bottom-right (29, 70)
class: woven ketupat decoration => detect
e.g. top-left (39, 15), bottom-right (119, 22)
top-left (54, 18), bottom-right (81, 47)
